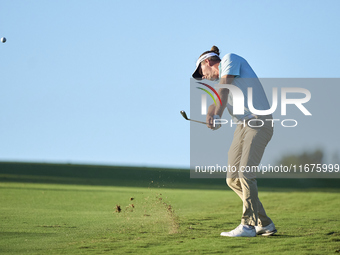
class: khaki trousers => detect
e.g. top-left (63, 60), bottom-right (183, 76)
top-left (226, 117), bottom-right (273, 227)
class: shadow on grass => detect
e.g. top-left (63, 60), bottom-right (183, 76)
top-left (0, 162), bottom-right (339, 191)
top-left (0, 232), bottom-right (56, 237)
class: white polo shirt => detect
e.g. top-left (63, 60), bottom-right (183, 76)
top-left (219, 53), bottom-right (270, 121)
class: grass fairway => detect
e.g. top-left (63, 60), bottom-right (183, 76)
top-left (0, 163), bottom-right (340, 254)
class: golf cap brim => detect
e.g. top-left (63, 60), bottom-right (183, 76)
top-left (192, 52), bottom-right (219, 79)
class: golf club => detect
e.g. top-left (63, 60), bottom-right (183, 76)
top-left (180, 110), bottom-right (207, 125)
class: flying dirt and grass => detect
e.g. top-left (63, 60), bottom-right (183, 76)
top-left (0, 162), bottom-right (339, 254)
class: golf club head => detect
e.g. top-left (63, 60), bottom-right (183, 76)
top-left (180, 110), bottom-right (189, 120)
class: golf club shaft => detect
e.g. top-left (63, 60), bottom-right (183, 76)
top-left (189, 119), bottom-right (208, 125)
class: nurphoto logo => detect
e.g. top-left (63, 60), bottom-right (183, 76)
top-left (196, 82), bottom-right (312, 128)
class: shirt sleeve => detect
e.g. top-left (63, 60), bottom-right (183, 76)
top-left (220, 53), bottom-right (241, 77)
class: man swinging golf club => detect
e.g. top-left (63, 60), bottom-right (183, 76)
top-left (192, 46), bottom-right (277, 237)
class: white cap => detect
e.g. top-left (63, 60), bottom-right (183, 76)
top-left (192, 52), bottom-right (219, 79)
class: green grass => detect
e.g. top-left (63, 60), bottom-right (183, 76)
top-left (0, 162), bottom-right (340, 254)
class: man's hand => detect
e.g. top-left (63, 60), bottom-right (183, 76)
top-left (213, 115), bottom-right (221, 130)
top-left (206, 104), bottom-right (216, 129)
top-left (206, 113), bottom-right (214, 129)
top-left (206, 114), bottom-right (221, 130)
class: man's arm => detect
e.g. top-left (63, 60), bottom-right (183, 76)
top-left (206, 75), bottom-right (235, 129)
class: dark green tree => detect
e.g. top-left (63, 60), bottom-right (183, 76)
top-left (277, 149), bottom-right (323, 166)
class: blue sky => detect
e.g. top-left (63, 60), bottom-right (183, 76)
top-left (1, 0), bottom-right (340, 168)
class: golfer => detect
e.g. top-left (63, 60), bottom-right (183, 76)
top-left (192, 46), bottom-right (277, 237)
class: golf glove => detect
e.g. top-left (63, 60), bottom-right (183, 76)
top-left (212, 115), bottom-right (221, 130)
